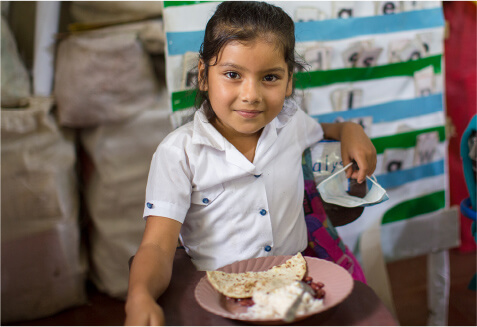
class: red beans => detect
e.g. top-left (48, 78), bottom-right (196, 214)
top-left (315, 289), bottom-right (326, 299)
top-left (225, 277), bottom-right (326, 306)
top-left (237, 298), bottom-right (255, 306)
top-left (302, 276), bottom-right (326, 299)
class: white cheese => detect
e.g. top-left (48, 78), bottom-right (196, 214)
top-left (239, 281), bottom-right (324, 320)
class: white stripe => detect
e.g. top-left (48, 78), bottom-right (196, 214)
top-left (375, 141), bottom-right (446, 175)
top-left (295, 26), bottom-right (444, 70)
top-left (164, 1), bottom-right (442, 33)
top-left (336, 173), bottom-right (447, 251)
top-left (370, 112), bottom-right (445, 138)
top-left (164, 2), bottom-right (218, 32)
top-left (302, 74), bottom-right (444, 115)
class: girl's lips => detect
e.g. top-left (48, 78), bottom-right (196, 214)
top-left (235, 110), bottom-right (262, 119)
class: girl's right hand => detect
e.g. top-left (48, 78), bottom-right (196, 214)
top-left (124, 216), bottom-right (181, 326)
top-left (124, 293), bottom-right (165, 326)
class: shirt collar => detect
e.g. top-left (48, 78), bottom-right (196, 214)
top-left (191, 98), bottom-right (298, 150)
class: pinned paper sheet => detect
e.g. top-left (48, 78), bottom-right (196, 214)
top-left (401, 38), bottom-right (428, 61)
top-left (355, 47), bottom-right (383, 68)
top-left (382, 148), bottom-right (415, 173)
top-left (342, 40), bottom-right (373, 68)
top-left (303, 45), bottom-right (333, 71)
top-left (375, 1), bottom-right (401, 15)
top-left (414, 131), bottom-right (440, 166)
top-left (349, 116), bottom-right (373, 135)
top-left (294, 6), bottom-right (327, 22)
top-left (330, 87), bottom-right (363, 111)
top-left (414, 66), bottom-right (436, 97)
top-left (180, 51), bottom-right (199, 90)
top-left (401, 1), bottom-right (424, 11)
top-left (331, 1), bottom-right (375, 19)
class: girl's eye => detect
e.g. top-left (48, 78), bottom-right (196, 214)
top-left (263, 74), bottom-right (279, 82)
top-left (225, 72), bottom-right (240, 79)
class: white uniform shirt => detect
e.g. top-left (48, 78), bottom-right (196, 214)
top-left (143, 99), bottom-right (323, 270)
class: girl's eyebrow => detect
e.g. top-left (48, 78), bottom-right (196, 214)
top-left (219, 62), bottom-right (286, 74)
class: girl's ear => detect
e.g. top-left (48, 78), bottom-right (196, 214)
top-left (198, 59), bottom-right (208, 91)
top-left (285, 73), bottom-right (293, 97)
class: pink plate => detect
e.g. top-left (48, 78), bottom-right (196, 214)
top-left (194, 255), bottom-right (353, 324)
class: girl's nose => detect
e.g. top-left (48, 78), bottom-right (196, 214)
top-left (240, 79), bottom-right (261, 104)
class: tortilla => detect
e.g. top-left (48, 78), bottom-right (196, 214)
top-left (206, 253), bottom-right (307, 298)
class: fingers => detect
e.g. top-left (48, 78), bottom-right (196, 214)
top-left (345, 160), bottom-right (358, 180)
top-left (351, 162), bottom-right (367, 184)
top-left (346, 167), bottom-right (353, 179)
top-left (350, 153), bottom-right (376, 184)
top-left (342, 158), bottom-right (352, 179)
top-left (338, 121), bottom-right (377, 183)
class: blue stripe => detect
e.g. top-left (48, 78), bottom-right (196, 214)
top-left (166, 8), bottom-right (444, 56)
top-left (376, 160), bottom-right (445, 190)
top-left (295, 8), bottom-right (444, 42)
top-left (311, 93), bottom-right (443, 124)
top-left (166, 30), bottom-right (204, 56)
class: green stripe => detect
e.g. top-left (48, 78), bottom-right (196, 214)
top-left (371, 126), bottom-right (446, 155)
top-left (171, 55), bottom-right (443, 112)
top-left (171, 89), bottom-right (197, 112)
top-left (295, 55), bottom-right (442, 89)
top-left (382, 191), bottom-right (445, 224)
top-left (164, 1), bottom-right (216, 8)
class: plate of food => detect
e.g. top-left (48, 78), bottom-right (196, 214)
top-left (194, 253), bottom-right (354, 324)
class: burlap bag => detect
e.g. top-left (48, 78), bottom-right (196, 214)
top-left (1, 97), bottom-right (86, 323)
top-left (70, 1), bottom-right (163, 25)
top-left (80, 90), bottom-right (172, 298)
top-left (54, 21), bottom-right (163, 127)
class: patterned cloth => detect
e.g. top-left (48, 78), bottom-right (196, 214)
top-left (301, 148), bottom-right (367, 284)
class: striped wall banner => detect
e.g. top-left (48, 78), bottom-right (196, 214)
top-left (376, 159), bottom-right (445, 190)
top-left (163, 1), bottom-right (213, 8)
top-left (312, 93), bottom-right (443, 124)
top-left (371, 125), bottom-right (446, 155)
top-left (171, 89), bottom-right (197, 112)
top-left (382, 190), bottom-right (446, 224)
top-left (295, 55), bottom-right (442, 89)
top-left (294, 7), bottom-right (445, 43)
top-left (170, 57), bottom-right (442, 112)
top-left (166, 7), bottom-right (445, 56)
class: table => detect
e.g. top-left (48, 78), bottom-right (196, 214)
top-left (156, 249), bottom-right (399, 326)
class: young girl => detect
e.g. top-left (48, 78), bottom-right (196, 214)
top-left (125, 1), bottom-right (376, 325)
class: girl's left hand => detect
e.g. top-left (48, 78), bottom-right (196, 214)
top-left (339, 122), bottom-right (377, 183)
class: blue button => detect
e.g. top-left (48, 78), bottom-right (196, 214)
top-left (254, 174), bottom-right (261, 178)
top-left (202, 198), bottom-right (209, 204)
top-left (264, 245), bottom-right (272, 252)
top-left (146, 202), bottom-right (153, 209)
top-left (260, 209), bottom-right (267, 216)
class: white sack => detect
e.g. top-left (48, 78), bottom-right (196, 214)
top-left (80, 91), bottom-right (172, 298)
top-left (1, 15), bottom-right (31, 108)
top-left (70, 1), bottom-right (163, 24)
top-left (1, 97), bottom-right (86, 323)
top-left (54, 21), bottom-right (163, 127)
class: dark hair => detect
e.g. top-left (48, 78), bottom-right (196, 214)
top-left (195, 1), bottom-right (303, 118)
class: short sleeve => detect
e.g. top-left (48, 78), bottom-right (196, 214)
top-left (143, 144), bottom-right (192, 223)
top-left (295, 109), bottom-right (324, 148)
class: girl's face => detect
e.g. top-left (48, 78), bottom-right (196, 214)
top-left (199, 40), bottom-right (293, 141)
